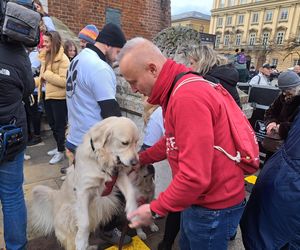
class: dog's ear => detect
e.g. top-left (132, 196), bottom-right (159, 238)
top-left (89, 121), bottom-right (113, 149)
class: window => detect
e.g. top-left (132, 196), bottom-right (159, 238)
top-left (228, 0), bottom-right (235, 6)
top-left (105, 8), bottom-right (121, 26)
top-left (249, 33), bottom-right (256, 45)
top-left (265, 10), bottom-right (273, 22)
top-left (293, 59), bottom-right (300, 66)
top-left (219, 0), bottom-right (225, 8)
top-left (252, 13), bottom-right (259, 23)
top-left (224, 35), bottom-right (230, 46)
top-left (238, 15), bottom-right (244, 25)
top-left (280, 8), bottom-right (288, 20)
top-left (276, 32), bottom-right (284, 44)
top-left (272, 59), bottom-right (278, 66)
top-left (217, 17), bottom-right (223, 27)
top-left (239, 0), bottom-right (246, 4)
top-left (236, 34), bottom-right (242, 46)
top-left (262, 32), bottom-right (269, 46)
top-left (226, 16), bottom-right (232, 26)
top-left (215, 35), bottom-right (221, 47)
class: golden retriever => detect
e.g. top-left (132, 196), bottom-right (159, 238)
top-left (31, 117), bottom-right (140, 250)
top-left (129, 164), bottom-right (159, 239)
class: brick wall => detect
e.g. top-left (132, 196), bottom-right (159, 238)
top-left (48, 0), bottom-right (171, 40)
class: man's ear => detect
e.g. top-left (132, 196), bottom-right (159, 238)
top-left (148, 63), bottom-right (159, 77)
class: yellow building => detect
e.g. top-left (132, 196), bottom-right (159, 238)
top-left (172, 11), bottom-right (211, 33)
top-left (209, 0), bottom-right (300, 71)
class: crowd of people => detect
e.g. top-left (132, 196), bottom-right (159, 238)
top-left (1, 1), bottom-right (300, 250)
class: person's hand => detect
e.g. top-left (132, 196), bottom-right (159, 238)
top-left (127, 204), bottom-right (153, 228)
top-left (266, 122), bottom-right (278, 135)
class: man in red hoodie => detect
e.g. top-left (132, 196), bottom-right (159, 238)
top-left (118, 38), bottom-right (246, 250)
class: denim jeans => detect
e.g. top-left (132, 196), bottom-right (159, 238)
top-left (180, 200), bottom-right (246, 250)
top-left (0, 151), bottom-right (27, 250)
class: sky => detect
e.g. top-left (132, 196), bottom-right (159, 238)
top-left (171, 0), bottom-right (214, 16)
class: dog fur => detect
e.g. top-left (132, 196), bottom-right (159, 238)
top-left (129, 164), bottom-right (159, 239)
top-left (31, 117), bottom-right (140, 250)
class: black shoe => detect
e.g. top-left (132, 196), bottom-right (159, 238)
top-left (99, 227), bottom-right (132, 246)
top-left (60, 166), bottom-right (69, 174)
top-left (27, 136), bottom-right (42, 146)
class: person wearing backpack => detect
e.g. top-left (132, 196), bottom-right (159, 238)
top-left (234, 48), bottom-right (248, 83)
top-left (248, 63), bottom-right (272, 86)
top-left (118, 38), bottom-right (259, 250)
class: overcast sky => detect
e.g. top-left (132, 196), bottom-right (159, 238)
top-left (171, 0), bottom-right (214, 15)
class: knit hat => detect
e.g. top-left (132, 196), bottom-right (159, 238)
top-left (278, 71), bottom-right (300, 90)
top-left (96, 23), bottom-right (126, 48)
top-left (78, 24), bottom-right (99, 44)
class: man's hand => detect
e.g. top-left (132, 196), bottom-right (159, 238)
top-left (127, 204), bottom-right (153, 228)
top-left (266, 122), bottom-right (279, 135)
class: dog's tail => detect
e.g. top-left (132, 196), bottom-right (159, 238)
top-left (30, 185), bottom-right (56, 235)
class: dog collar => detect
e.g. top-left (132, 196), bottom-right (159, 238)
top-left (90, 138), bottom-right (95, 151)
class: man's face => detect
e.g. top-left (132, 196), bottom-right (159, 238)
top-left (294, 65), bottom-right (300, 74)
top-left (262, 67), bottom-right (271, 76)
top-left (106, 47), bottom-right (121, 64)
top-left (120, 59), bottom-right (156, 97)
top-left (79, 39), bottom-right (88, 49)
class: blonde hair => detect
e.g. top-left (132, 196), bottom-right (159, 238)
top-left (142, 96), bottom-right (160, 126)
top-left (187, 45), bottom-right (228, 75)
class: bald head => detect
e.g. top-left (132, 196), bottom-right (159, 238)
top-left (118, 37), bottom-right (167, 96)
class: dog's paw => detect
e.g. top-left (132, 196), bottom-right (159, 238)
top-left (150, 223), bottom-right (159, 232)
top-left (136, 228), bottom-right (147, 240)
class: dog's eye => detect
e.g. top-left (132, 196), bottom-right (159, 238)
top-left (122, 141), bottom-right (129, 146)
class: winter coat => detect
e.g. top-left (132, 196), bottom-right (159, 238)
top-left (240, 111), bottom-right (300, 250)
top-left (139, 59), bottom-right (245, 216)
top-left (204, 64), bottom-right (241, 106)
top-left (264, 94), bottom-right (300, 140)
top-left (35, 46), bottom-right (69, 100)
top-left (0, 41), bottom-right (35, 160)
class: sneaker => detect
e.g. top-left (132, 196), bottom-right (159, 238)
top-left (99, 227), bottom-right (132, 246)
top-left (47, 148), bottom-right (58, 156)
top-left (49, 152), bottom-right (64, 165)
top-left (24, 154), bottom-right (31, 161)
top-left (27, 135), bottom-right (42, 146)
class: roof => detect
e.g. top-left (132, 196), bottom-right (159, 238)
top-left (172, 11), bottom-right (211, 22)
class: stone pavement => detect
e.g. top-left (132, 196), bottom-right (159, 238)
top-left (0, 128), bottom-right (246, 250)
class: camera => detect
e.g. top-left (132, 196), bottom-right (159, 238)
top-left (0, 0), bottom-right (41, 47)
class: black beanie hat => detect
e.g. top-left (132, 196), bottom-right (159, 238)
top-left (96, 23), bottom-right (126, 48)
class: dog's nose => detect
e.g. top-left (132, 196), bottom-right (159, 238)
top-left (130, 158), bottom-right (138, 166)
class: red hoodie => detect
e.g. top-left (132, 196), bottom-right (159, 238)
top-left (139, 60), bottom-right (245, 216)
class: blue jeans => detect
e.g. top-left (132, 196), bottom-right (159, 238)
top-left (0, 151), bottom-right (27, 250)
top-left (180, 200), bottom-right (246, 250)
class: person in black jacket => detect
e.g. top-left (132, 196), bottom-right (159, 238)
top-left (0, 39), bottom-right (35, 249)
top-left (188, 44), bottom-right (241, 106)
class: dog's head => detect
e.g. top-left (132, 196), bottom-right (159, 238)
top-left (87, 117), bottom-right (140, 168)
top-left (129, 164), bottom-right (155, 199)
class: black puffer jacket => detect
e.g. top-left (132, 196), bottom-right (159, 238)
top-left (0, 41), bottom-right (34, 160)
top-left (204, 64), bottom-right (241, 107)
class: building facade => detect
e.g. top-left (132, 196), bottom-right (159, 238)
top-left (43, 0), bottom-right (170, 40)
top-left (210, 0), bottom-right (300, 70)
top-left (172, 11), bottom-right (211, 33)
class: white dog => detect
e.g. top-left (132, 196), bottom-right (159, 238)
top-left (31, 117), bottom-right (140, 250)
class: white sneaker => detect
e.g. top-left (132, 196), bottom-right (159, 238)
top-left (24, 154), bottom-right (31, 160)
top-left (47, 148), bottom-right (58, 156)
top-left (49, 152), bottom-right (64, 165)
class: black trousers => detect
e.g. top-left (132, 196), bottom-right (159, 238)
top-left (44, 99), bottom-right (67, 152)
